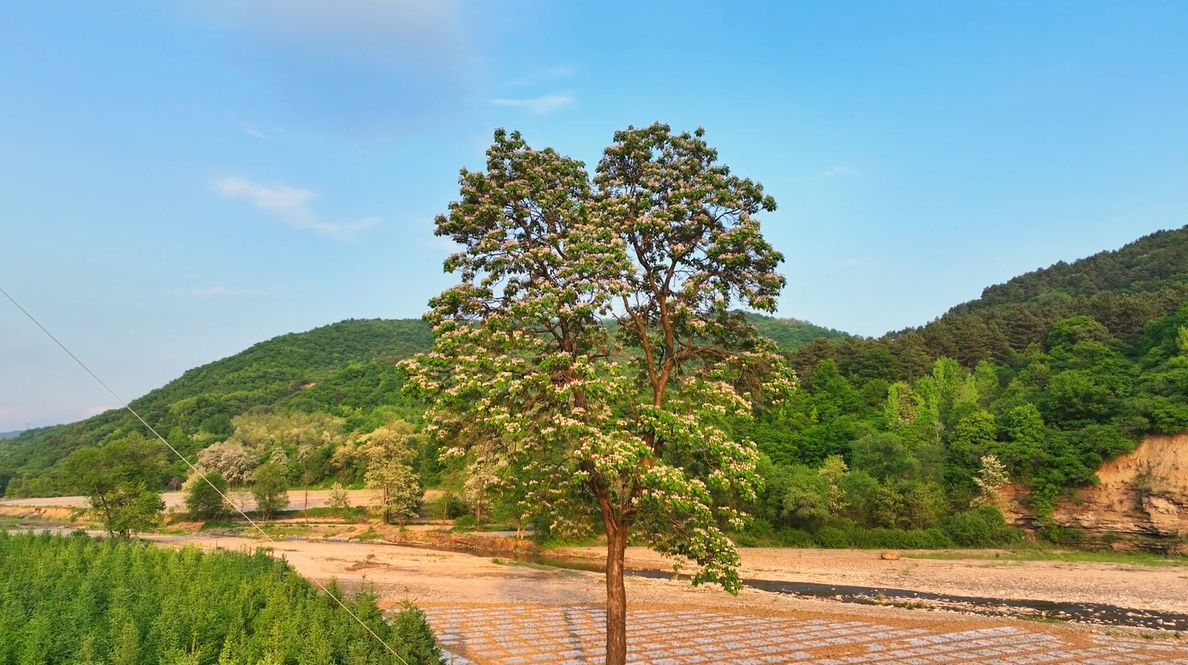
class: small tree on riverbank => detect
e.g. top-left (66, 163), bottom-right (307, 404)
top-left (252, 463), bottom-right (289, 520)
top-left (184, 470), bottom-right (230, 520)
top-left (404, 124), bottom-right (793, 665)
top-left (363, 422), bottom-right (423, 524)
top-left (62, 432), bottom-right (166, 537)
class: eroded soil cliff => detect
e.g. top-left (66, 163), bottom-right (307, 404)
top-left (1004, 433), bottom-right (1188, 544)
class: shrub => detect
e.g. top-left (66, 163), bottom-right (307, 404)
top-left (327, 482), bottom-right (352, 512)
top-left (772, 528), bottom-right (814, 547)
top-left (252, 463), bottom-right (290, 520)
top-left (183, 471), bottom-right (230, 520)
top-left (943, 506), bottom-right (1020, 547)
top-left (813, 526), bottom-right (848, 549)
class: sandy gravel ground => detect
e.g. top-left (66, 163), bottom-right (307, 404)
top-left (549, 546), bottom-right (1188, 616)
top-left (135, 533), bottom-right (1187, 636)
top-left (130, 533), bottom-right (1188, 663)
top-left (7, 492), bottom-right (1184, 618)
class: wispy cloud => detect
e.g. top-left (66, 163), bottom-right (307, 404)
top-left (176, 286), bottom-right (269, 298)
top-left (823, 166), bottom-right (859, 177)
top-left (243, 127), bottom-right (268, 139)
top-left (489, 93), bottom-right (574, 115)
top-left (839, 258), bottom-right (866, 267)
top-left (214, 177), bottom-right (378, 238)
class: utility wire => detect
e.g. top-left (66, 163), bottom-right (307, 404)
top-left (0, 285), bottom-right (411, 665)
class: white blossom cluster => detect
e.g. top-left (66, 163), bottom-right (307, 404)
top-left (402, 125), bottom-right (796, 594)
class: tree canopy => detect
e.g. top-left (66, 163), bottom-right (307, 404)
top-left (404, 123), bottom-right (794, 664)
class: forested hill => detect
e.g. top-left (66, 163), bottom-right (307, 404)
top-left (746, 313), bottom-right (849, 348)
top-left (759, 225), bottom-right (1188, 534)
top-left (0, 314), bottom-right (839, 496)
top-left (790, 225), bottom-right (1188, 379)
top-left (0, 319), bottom-right (434, 496)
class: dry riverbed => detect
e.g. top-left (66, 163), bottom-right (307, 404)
top-left (8, 517), bottom-right (1188, 663)
top-left (550, 545), bottom-right (1188, 617)
top-left (6, 494), bottom-right (1186, 639)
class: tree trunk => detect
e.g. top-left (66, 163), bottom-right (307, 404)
top-left (604, 519), bottom-right (628, 665)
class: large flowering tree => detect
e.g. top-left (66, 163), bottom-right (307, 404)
top-left (403, 124), bottom-right (792, 665)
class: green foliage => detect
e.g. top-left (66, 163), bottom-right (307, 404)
top-left (0, 319), bottom-right (434, 496)
top-left (60, 433), bottom-right (167, 537)
top-left (769, 226), bottom-right (1188, 523)
top-left (943, 506), bottom-right (1020, 547)
top-left (0, 531), bottom-right (443, 664)
top-left (744, 313), bottom-right (849, 350)
top-left (183, 472), bottom-right (230, 521)
top-left (405, 124), bottom-right (795, 607)
top-left (251, 464), bottom-right (289, 520)
top-left (327, 483), bottom-right (352, 512)
top-left (0, 316), bottom-right (840, 499)
top-left (748, 299), bottom-right (1188, 529)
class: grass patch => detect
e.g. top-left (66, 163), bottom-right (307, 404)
top-left (490, 557), bottom-right (566, 572)
top-left (353, 527), bottom-right (384, 542)
top-left (907, 548), bottom-right (1188, 567)
top-left (296, 506), bottom-right (370, 520)
top-left (1018, 615), bottom-right (1066, 625)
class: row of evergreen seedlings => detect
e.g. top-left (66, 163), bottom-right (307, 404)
top-left (0, 530), bottom-right (443, 665)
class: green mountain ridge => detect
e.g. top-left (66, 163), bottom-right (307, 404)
top-left (757, 224), bottom-right (1188, 532)
top-left (789, 225), bottom-right (1188, 380)
top-left (0, 314), bottom-right (841, 496)
top-left (5, 224), bottom-right (1186, 515)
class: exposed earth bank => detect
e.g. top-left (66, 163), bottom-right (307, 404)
top-left (999, 434), bottom-right (1188, 546)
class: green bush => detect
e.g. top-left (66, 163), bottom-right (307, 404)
top-left (773, 528), bottom-right (815, 547)
top-left (813, 526), bottom-right (848, 549)
top-left (943, 506), bottom-right (1020, 547)
top-left (184, 471), bottom-right (230, 520)
top-left (0, 531), bottom-right (443, 664)
top-left (843, 527), bottom-right (952, 549)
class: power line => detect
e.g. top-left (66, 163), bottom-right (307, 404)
top-left (0, 285), bottom-right (411, 665)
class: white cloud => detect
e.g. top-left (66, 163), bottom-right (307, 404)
top-left (839, 258), bottom-right (866, 267)
top-left (823, 166), bottom-right (858, 177)
top-left (489, 93), bottom-right (574, 115)
top-left (214, 177), bottom-right (378, 238)
top-left (176, 286), bottom-right (269, 298)
top-left (243, 127), bottom-right (268, 139)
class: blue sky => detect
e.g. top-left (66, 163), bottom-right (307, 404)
top-left (2, 1), bottom-right (1187, 430)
